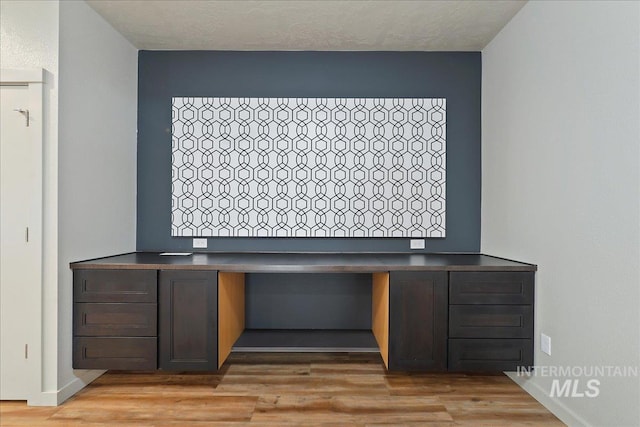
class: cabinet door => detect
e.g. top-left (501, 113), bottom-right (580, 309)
top-left (389, 271), bottom-right (447, 371)
top-left (159, 270), bottom-right (218, 371)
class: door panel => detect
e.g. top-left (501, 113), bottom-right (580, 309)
top-left (388, 271), bottom-right (447, 371)
top-left (1, 84), bottom-right (41, 400)
top-left (159, 270), bottom-right (218, 371)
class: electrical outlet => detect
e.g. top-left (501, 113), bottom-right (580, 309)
top-left (192, 238), bottom-right (208, 249)
top-left (410, 239), bottom-right (425, 250)
top-left (541, 333), bottom-right (551, 355)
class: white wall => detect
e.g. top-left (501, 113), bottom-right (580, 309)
top-left (1, 0), bottom-right (137, 404)
top-left (482, 1), bottom-right (640, 426)
top-left (58, 0), bottom-right (138, 397)
top-left (1, 0), bottom-right (61, 401)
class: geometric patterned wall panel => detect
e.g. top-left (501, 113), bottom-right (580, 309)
top-left (171, 97), bottom-right (445, 238)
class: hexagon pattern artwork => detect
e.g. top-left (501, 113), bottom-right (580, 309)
top-left (171, 97), bottom-right (446, 237)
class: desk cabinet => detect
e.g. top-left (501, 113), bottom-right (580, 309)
top-left (72, 270), bottom-right (157, 370)
top-left (448, 271), bottom-right (534, 371)
top-left (158, 270), bottom-right (218, 371)
top-left (388, 271), bottom-right (447, 371)
top-left (71, 253), bottom-right (536, 374)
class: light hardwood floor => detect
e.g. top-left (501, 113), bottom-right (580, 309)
top-left (0, 353), bottom-right (564, 426)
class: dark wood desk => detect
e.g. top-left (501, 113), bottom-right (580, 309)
top-left (71, 252), bottom-right (536, 372)
top-left (71, 252), bottom-right (535, 272)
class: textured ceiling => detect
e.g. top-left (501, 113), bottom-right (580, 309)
top-left (86, 0), bottom-right (526, 51)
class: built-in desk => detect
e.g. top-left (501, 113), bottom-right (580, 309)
top-left (71, 252), bottom-right (536, 372)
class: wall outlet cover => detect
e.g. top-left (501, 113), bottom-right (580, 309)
top-left (192, 238), bottom-right (208, 249)
top-left (541, 333), bottom-right (551, 355)
top-left (410, 239), bottom-right (426, 250)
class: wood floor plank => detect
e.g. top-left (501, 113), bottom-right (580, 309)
top-left (215, 373), bottom-right (389, 396)
top-left (442, 396), bottom-right (565, 425)
top-left (93, 372), bottom-right (224, 386)
top-left (0, 353), bottom-right (564, 426)
top-left (310, 362), bottom-right (388, 376)
top-left (252, 394), bottom-right (453, 424)
top-left (50, 395), bottom-right (257, 423)
top-left (386, 373), bottom-right (527, 397)
top-left (0, 402), bottom-right (62, 426)
top-left (222, 363), bottom-right (311, 376)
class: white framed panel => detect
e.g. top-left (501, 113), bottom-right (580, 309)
top-left (172, 97), bottom-right (446, 237)
top-left (0, 68), bottom-right (43, 404)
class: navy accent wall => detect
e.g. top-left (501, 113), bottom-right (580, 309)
top-left (245, 273), bottom-right (372, 330)
top-left (137, 51), bottom-right (481, 253)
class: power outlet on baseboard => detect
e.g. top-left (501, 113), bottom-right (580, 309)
top-left (192, 238), bottom-right (208, 249)
top-left (541, 333), bottom-right (551, 355)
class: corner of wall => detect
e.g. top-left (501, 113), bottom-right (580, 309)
top-left (482, 1), bottom-right (640, 425)
top-left (56, 0), bottom-right (138, 403)
top-left (506, 373), bottom-right (592, 427)
top-left (28, 370), bottom-right (105, 406)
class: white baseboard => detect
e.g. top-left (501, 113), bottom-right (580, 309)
top-left (506, 372), bottom-right (592, 427)
top-left (27, 370), bottom-right (105, 406)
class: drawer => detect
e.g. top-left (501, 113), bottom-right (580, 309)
top-left (74, 303), bottom-right (157, 336)
top-left (449, 305), bottom-right (532, 338)
top-left (448, 338), bottom-right (533, 372)
top-left (74, 270), bottom-right (157, 303)
top-left (449, 272), bottom-right (533, 305)
top-left (73, 337), bottom-right (157, 370)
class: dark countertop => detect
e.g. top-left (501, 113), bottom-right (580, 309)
top-left (70, 252), bottom-right (536, 272)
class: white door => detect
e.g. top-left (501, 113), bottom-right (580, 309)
top-left (0, 83), bottom-right (40, 400)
